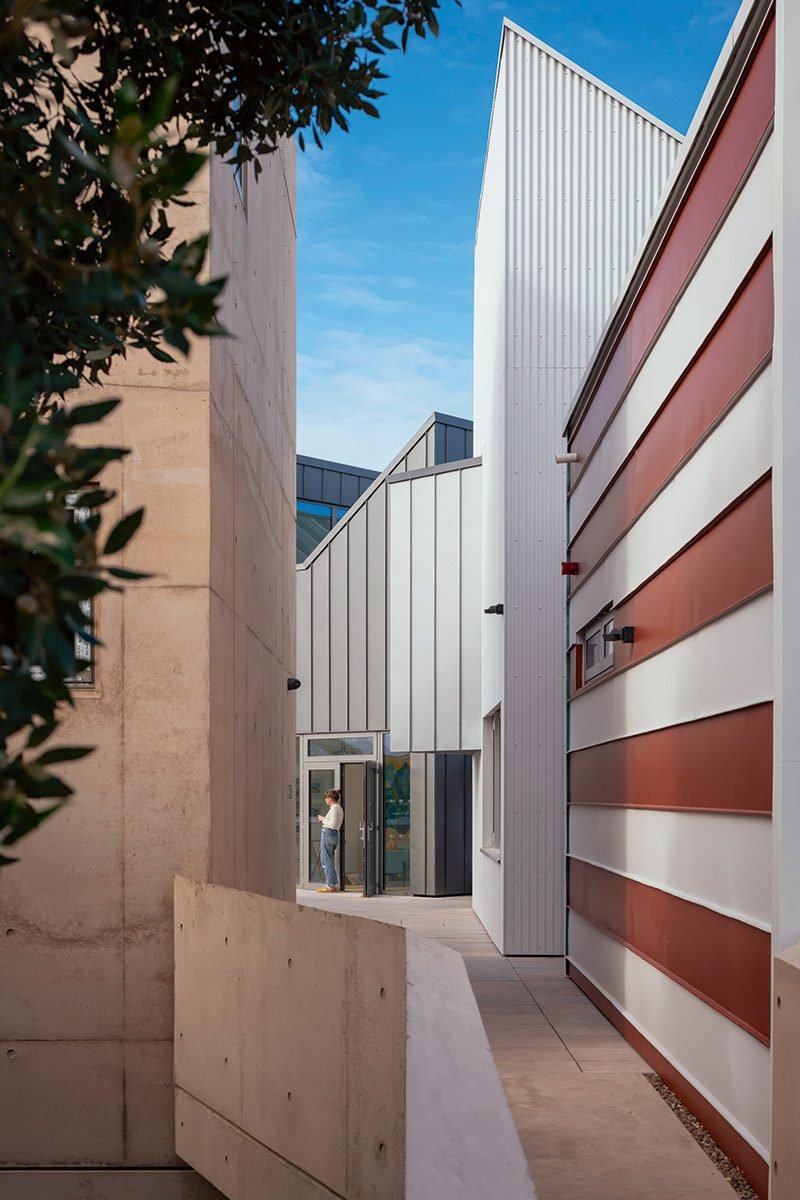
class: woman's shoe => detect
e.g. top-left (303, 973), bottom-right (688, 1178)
top-left (316, 885), bottom-right (333, 893)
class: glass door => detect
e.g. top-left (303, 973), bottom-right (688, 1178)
top-left (308, 766), bottom-right (338, 886)
top-left (341, 762), bottom-right (365, 891)
top-left (364, 763), bottom-right (379, 897)
top-left (341, 761), bottom-right (380, 896)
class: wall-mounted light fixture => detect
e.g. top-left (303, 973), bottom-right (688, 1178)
top-left (561, 561), bottom-right (579, 576)
top-left (603, 626), bottom-right (634, 645)
top-left (484, 604), bottom-right (504, 615)
top-left (555, 452), bottom-right (579, 465)
top-left (287, 677), bottom-right (302, 691)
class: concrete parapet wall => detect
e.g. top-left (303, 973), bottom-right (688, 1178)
top-left (771, 943), bottom-right (800, 1198)
top-left (174, 876), bottom-right (536, 1200)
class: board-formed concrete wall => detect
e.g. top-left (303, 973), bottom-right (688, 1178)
top-left (174, 876), bottom-right (537, 1200)
top-left (1, 144), bottom-right (296, 1196)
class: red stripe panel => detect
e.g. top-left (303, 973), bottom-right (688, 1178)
top-left (568, 859), bottom-right (771, 1043)
top-left (567, 963), bottom-right (769, 1198)
top-left (573, 476), bottom-right (773, 684)
top-left (570, 248), bottom-right (774, 561)
top-left (569, 19), bottom-right (775, 476)
top-left (568, 703), bottom-right (773, 813)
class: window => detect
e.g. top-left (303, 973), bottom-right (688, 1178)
top-left (296, 499), bottom-right (350, 562)
top-left (482, 706), bottom-right (501, 852)
top-left (307, 735), bottom-right (375, 758)
top-left (582, 612), bottom-right (615, 683)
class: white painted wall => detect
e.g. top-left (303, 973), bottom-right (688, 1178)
top-left (473, 21), bottom-right (680, 953)
top-left (473, 44), bottom-right (508, 948)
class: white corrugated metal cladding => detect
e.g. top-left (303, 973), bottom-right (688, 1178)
top-left (473, 21), bottom-right (681, 953)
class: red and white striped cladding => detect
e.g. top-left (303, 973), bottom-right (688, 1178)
top-left (569, 248), bottom-right (773, 574)
top-left (564, 8), bottom-right (776, 1194)
top-left (567, 119), bottom-right (774, 540)
top-left (567, 16), bottom-right (775, 485)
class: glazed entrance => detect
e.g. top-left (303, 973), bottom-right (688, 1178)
top-left (299, 734), bottom-right (411, 895)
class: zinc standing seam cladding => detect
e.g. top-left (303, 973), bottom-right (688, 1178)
top-left (478, 23), bottom-right (681, 953)
top-left (295, 414), bottom-right (474, 738)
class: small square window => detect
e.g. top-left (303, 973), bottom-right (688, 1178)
top-left (582, 614), bottom-right (615, 682)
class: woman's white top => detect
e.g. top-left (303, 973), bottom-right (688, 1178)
top-left (321, 803), bottom-right (344, 831)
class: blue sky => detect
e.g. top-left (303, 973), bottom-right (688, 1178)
top-left (296, 0), bottom-right (740, 471)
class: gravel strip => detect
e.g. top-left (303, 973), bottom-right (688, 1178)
top-left (644, 1074), bottom-right (758, 1199)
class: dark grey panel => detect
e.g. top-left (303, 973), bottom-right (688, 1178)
top-left (303, 465), bottom-right (323, 501)
top-left (359, 475), bottom-right (375, 494)
top-left (409, 753), bottom-right (428, 897)
top-left (321, 470), bottom-right (341, 505)
top-left (445, 425), bottom-right (467, 463)
top-left (465, 427), bottom-right (474, 457)
top-left (433, 423), bottom-right (447, 466)
top-left (341, 473), bottom-right (359, 506)
top-left (410, 751), bottom-right (473, 897)
top-left (444, 754), bottom-right (472, 895)
top-left (296, 462), bottom-right (304, 498)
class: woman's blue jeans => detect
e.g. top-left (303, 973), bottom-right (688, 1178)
top-left (320, 828), bottom-right (339, 888)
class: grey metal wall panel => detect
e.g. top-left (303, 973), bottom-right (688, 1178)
top-left (388, 481), bottom-right (411, 750)
top-left (304, 465), bottom-right (322, 500)
top-left (409, 752), bottom-right (428, 895)
top-left (472, 22), bottom-right (680, 952)
top-left (322, 470), bottom-right (341, 505)
top-left (347, 504), bottom-right (368, 731)
top-left (460, 468), bottom-right (482, 750)
top-left (426, 426), bottom-right (437, 466)
top-left (444, 754), bottom-right (471, 895)
top-left (446, 425), bottom-right (467, 462)
top-left (297, 415), bottom-right (474, 741)
top-left (328, 530), bottom-right (349, 730)
top-left (366, 485), bottom-right (388, 732)
top-left (341, 473), bottom-right (359, 506)
top-left (388, 460), bottom-right (482, 754)
top-left (409, 751), bottom-right (473, 896)
top-left (427, 754), bottom-right (441, 891)
top-left (296, 567), bottom-right (312, 732)
top-left (406, 440), bottom-right (427, 472)
top-left (311, 554), bottom-right (330, 731)
top-left (410, 474), bottom-right (436, 749)
top-left (435, 470), bottom-right (462, 749)
top-left (434, 423), bottom-right (447, 465)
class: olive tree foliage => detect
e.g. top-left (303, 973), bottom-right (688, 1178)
top-left (0, 0), bottom-right (447, 863)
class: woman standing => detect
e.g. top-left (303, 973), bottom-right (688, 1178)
top-left (316, 789), bottom-right (344, 893)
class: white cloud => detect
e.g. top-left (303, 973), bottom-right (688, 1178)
top-left (689, 0), bottom-right (738, 30)
top-left (315, 281), bottom-right (410, 313)
top-left (297, 329), bottom-right (472, 470)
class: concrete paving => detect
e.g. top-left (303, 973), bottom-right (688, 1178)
top-left (297, 890), bottom-right (738, 1200)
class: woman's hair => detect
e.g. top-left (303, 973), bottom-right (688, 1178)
top-left (325, 789), bottom-right (342, 803)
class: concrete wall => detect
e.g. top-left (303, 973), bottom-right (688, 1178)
top-left (1, 145), bottom-right (296, 1193)
top-left (174, 876), bottom-right (536, 1200)
top-left (207, 147), bottom-right (297, 900)
top-left (772, 943), bottom-right (800, 1198)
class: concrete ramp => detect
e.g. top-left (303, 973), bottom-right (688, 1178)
top-left (174, 876), bottom-right (536, 1200)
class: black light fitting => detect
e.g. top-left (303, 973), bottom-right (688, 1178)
top-left (603, 626), bottom-right (634, 644)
